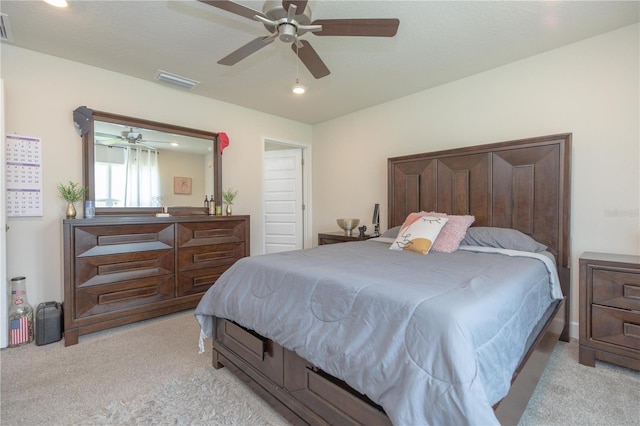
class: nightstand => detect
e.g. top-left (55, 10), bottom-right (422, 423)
top-left (579, 252), bottom-right (640, 371)
top-left (318, 232), bottom-right (373, 245)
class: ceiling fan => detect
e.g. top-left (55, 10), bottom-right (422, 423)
top-left (198, 0), bottom-right (400, 79)
top-left (95, 128), bottom-right (168, 150)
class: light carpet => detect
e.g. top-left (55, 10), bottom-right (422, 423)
top-left (1, 309), bottom-right (638, 425)
top-left (91, 369), bottom-right (287, 425)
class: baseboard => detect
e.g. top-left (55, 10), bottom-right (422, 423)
top-left (569, 321), bottom-right (579, 341)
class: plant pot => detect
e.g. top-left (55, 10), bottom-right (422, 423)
top-left (66, 203), bottom-right (77, 219)
top-left (226, 204), bottom-right (232, 216)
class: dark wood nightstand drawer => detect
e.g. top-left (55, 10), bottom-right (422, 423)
top-left (591, 305), bottom-right (640, 350)
top-left (592, 269), bottom-right (640, 311)
top-left (579, 252), bottom-right (640, 370)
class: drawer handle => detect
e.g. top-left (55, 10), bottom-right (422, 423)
top-left (623, 284), bottom-right (640, 301)
top-left (623, 323), bottom-right (640, 340)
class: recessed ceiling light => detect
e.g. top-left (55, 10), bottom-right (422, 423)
top-left (43, 0), bottom-right (68, 7)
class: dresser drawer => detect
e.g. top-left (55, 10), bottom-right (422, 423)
top-left (178, 220), bottom-right (247, 248)
top-left (177, 242), bottom-right (246, 271)
top-left (177, 264), bottom-right (234, 296)
top-left (75, 249), bottom-right (175, 287)
top-left (75, 275), bottom-right (175, 318)
top-left (592, 268), bottom-right (640, 311)
top-left (591, 305), bottom-right (640, 350)
top-left (74, 223), bottom-right (175, 255)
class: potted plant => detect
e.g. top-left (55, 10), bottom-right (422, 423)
top-left (57, 181), bottom-right (86, 219)
top-left (222, 188), bottom-right (238, 215)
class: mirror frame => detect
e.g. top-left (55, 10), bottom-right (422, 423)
top-left (82, 110), bottom-right (222, 216)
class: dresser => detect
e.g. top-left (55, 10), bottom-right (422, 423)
top-left (63, 215), bottom-right (249, 346)
top-left (318, 231), bottom-right (373, 245)
top-left (579, 252), bottom-right (640, 370)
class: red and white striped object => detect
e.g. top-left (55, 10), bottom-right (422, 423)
top-left (9, 316), bottom-right (30, 346)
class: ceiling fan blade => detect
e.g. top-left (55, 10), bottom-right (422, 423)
top-left (218, 36), bottom-right (275, 66)
top-left (292, 40), bottom-right (330, 79)
top-left (138, 143), bottom-right (157, 151)
top-left (312, 19), bottom-right (399, 37)
top-left (95, 131), bottom-right (121, 139)
top-left (96, 138), bottom-right (122, 146)
top-left (198, 0), bottom-right (267, 20)
top-left (283, 1), bottom-right (308, 13)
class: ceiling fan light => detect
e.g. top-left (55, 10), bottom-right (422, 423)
top-left (279, 23), bottom-right (297, 43)
top-left (43, 0), bottom-right (68, 7)
top-left (292, 79), bottom-right (306, 94)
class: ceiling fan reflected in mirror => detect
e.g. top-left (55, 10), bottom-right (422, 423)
top-left (198, 0), bottom-right (400, 79)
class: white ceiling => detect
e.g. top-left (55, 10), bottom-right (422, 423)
top-left (1, 1), bottom-right (638, 124)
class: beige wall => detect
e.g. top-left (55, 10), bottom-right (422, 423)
top-left (1, 45), bottom-right (312, 306)
top-left (312, 23), bottom-right (640, 335)
top-left (157, 149), bottom-right (208, 208)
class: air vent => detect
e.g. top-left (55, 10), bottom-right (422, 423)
top-left (0, 14), bottom-right (13, 43)
top-left (154, 70), bottom-right (199, 90)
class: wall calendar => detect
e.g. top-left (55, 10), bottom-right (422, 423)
top-left (5, 135), bottom-right (43, 217)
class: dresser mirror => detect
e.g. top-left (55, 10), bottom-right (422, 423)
top-left (82, 110), bottom-right (221, 215)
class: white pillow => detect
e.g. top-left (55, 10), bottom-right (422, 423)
top-left (390, 215), bottom-right (449, 255)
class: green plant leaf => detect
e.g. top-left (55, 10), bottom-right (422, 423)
top-left (57, 181), bottom-right (86, 203)
top-left (222, 188), bottom-right (238, 205)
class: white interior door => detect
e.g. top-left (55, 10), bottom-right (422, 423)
top-left (263, 149), bottom-right (303, 254)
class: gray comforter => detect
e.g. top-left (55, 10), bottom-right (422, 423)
top-left (195, 239), bottom-right (561, 425)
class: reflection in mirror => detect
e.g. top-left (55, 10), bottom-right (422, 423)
top-left (83, 110), bottom-right (221, 214)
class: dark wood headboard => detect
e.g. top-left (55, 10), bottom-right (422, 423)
top-left (388, 133), bottom-right (571, 271)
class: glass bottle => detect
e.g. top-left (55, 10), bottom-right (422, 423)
top-left (8, 276), bottom-right (34, 347)
top-left (204, 195), bottom-right (209, 209)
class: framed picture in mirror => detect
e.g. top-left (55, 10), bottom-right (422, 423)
top-left (174, 177), bottom-right (192, 194)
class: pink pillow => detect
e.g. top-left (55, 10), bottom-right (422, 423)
top-left (422, 212), bottom-right (475, 253)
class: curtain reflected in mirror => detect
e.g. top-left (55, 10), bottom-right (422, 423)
top-left (94, 145), bottom-right (159, 207)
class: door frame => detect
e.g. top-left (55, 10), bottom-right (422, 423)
top-left (262, 138), bottom-right (312, 254)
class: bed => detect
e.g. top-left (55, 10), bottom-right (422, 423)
top-left (195, 133), bottom-right (571, 425)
